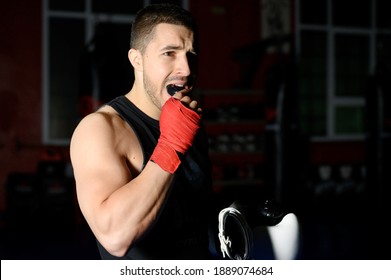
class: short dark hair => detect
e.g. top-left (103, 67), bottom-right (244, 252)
top-left (130, 3), bottom-right (198, 53)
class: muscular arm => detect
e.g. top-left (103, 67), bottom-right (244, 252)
top-left (70, 111), bottom-right (174, 257)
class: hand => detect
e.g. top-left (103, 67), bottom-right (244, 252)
top-left (151, 97), bottom-right (201, 173)
top-left (169, 86), bottom-right (202, 114)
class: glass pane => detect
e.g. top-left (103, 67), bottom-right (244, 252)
top-left (49, 0), bottom-right (84, 11)
top-left (333, 0), bottom-right (371, 27)
top-left (300, 0), bottom-right (327, 25)
top-left (49, 18), bottom-right (85, 140)
top-left (377, 0), bottom-right (391, 28)
top-left (299, 31), bottom-right (327, 136)
top-left (92, 0), bottom-right (143, 14)
top-left (335, 106), bottom-right (365, 134)
top-left (335, 34), bottom-right (369, 97)
top-left (299, 96), bottom-right (327, 136)
top-left (376, 35), bottom-right (391, 66)
top-left (83, 22), bottom-right (133, 104)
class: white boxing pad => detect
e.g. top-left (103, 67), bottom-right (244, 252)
top-left (266, 213), bottom-right (301, 260)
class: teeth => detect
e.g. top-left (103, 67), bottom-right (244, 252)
top-left (167, 84), bottom-right (184, 96)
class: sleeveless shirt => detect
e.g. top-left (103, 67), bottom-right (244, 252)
top-left (96, 95), bottom-right (213, 259)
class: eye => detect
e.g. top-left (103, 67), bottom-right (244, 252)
top-left (163, 51), bottom-right (175, 57)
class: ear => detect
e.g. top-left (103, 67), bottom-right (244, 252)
top-left (128, 48), bottom-right (143, 72)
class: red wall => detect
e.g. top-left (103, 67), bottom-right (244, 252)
top-left (190, 0), bottom-right (261, 89)
top-left (0, 1), bottom-right (43, 213)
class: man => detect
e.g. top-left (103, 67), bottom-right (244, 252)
top-left (70, 3), bottom-right (214, 259)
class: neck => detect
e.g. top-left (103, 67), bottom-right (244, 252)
top-left (125, 83), bottom-right (161, 120)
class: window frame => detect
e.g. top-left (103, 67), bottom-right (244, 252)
top-left (295, 0), bottom-right (391, 141)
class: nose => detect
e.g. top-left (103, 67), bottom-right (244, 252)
top-left (175, 53), bottom-right (194, 77)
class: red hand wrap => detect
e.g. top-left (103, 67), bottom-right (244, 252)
top-left (151, 98), bottom-right (201, 173)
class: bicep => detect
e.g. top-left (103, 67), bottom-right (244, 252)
top-left (70, 115), bottom-right (132, 224)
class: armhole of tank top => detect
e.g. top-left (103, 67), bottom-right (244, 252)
top-left (108, 100), bottom-right (148, 170)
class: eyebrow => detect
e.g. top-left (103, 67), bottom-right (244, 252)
top-left (160, 44), bottom-right (182, 52)
top-left (160, 45), bottom-right (196, 55)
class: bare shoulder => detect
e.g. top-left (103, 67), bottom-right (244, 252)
top-left (70, 105), bottom-right (140, 169)
top-left (73, 106), bottom-right (124, 135)
top-left (70, 105), bottom-right (142, 195)
top-left (71, 107), bottom-right (120, 152)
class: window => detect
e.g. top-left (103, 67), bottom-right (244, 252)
top-left (296, 0), bottom-right (391, 140)
top-left (43, 0), bottom-right (188, 144)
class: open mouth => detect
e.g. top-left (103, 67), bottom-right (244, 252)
top-left (166, 84), bottom-right (185, 96)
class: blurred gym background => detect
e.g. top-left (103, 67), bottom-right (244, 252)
top-left (0, 0), bottom-right (390, 259)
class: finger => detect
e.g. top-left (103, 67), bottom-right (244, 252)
top-left (189, 100), bottom-right (203, 115)
top-left (178, 96), bottom-right (202, 114)
top-left (189, 100), bottom-right (198, 109)
top-left (172, 87), bottom-right (191, 100)
top-left (180, 95), bottom-right (192, 104)
top-left (180, 97), bottom-right (199, 109)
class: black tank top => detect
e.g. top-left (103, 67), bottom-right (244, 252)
top-left (96, 95), bottom-right (213, 259)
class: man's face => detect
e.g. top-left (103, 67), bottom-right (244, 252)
top-left (141, 23), bottom-right (196, 110)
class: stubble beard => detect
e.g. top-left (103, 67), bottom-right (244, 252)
top-left (143, 72), bottom-right (163, 110)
